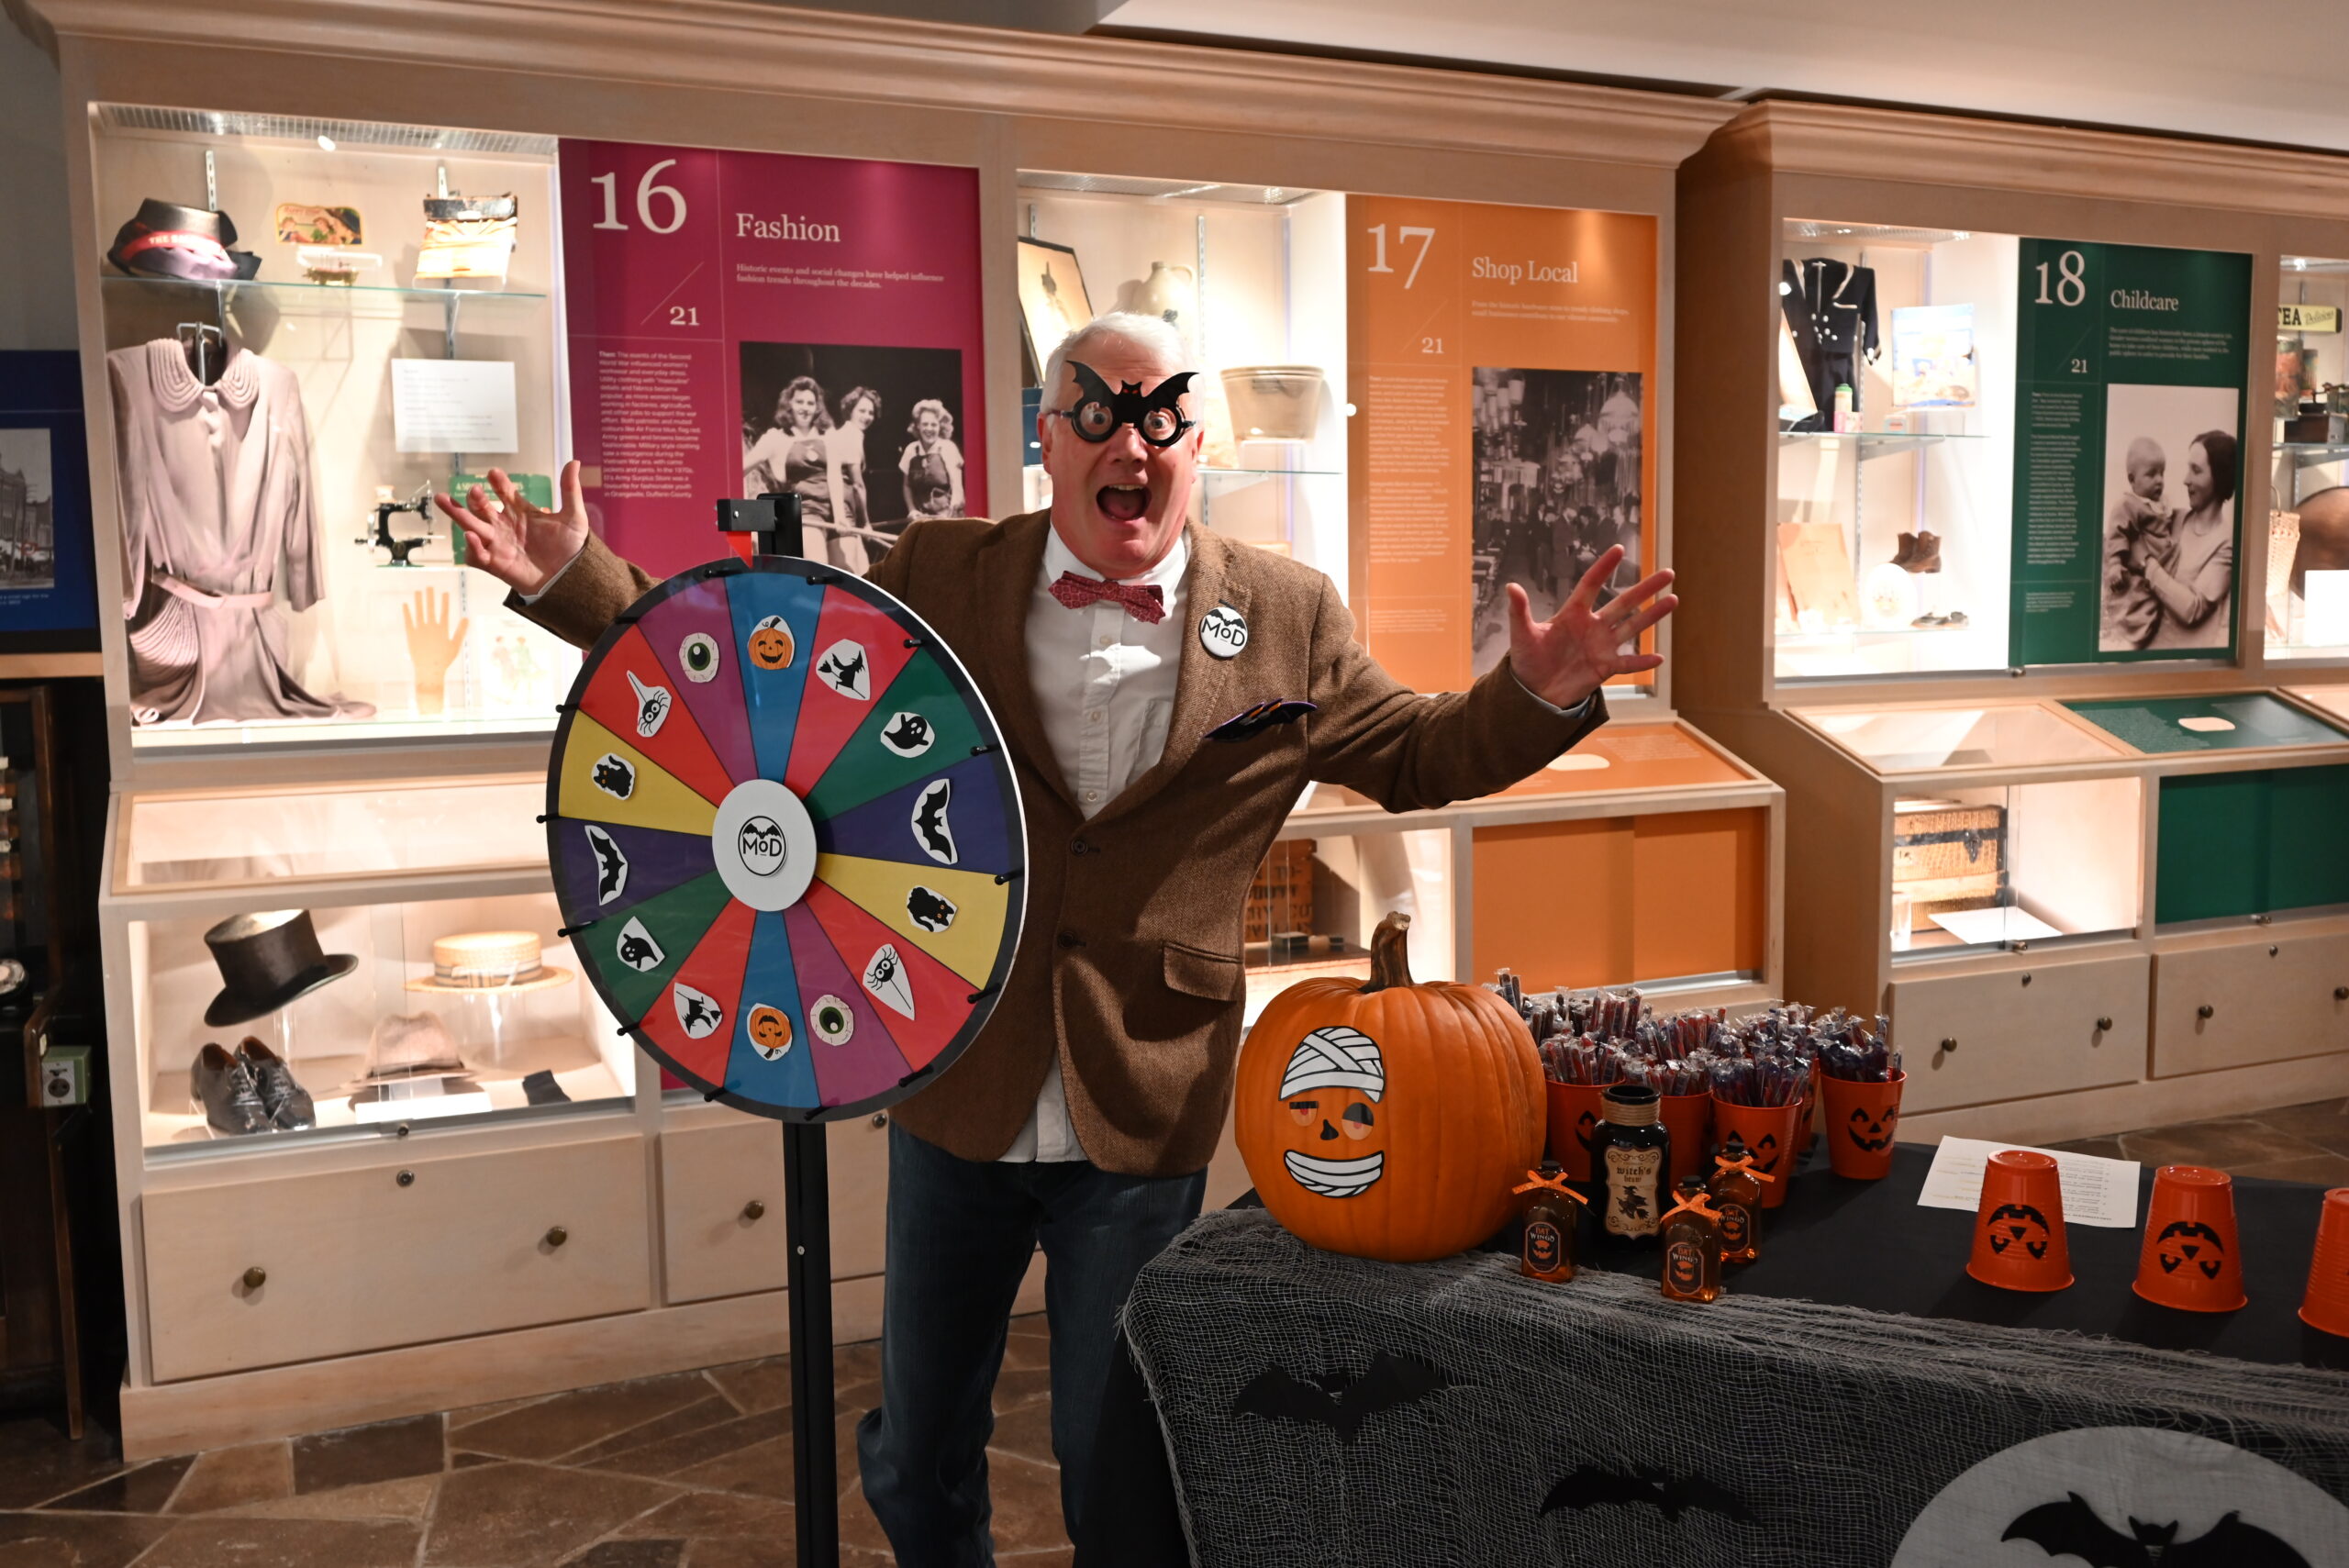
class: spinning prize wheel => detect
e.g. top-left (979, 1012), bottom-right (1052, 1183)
top-left (546, 557), bottom-right (1025, 1121)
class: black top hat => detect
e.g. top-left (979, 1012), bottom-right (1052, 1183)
top-left (108, 197), bottom-right (262, 283)
top-left (203, 909), bottom-right (358, 1028)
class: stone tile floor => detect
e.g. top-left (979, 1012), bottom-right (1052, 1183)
top-left (4, 1097), bottom-right (2343, 1567)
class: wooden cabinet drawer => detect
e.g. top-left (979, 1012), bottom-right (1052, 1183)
top-left (1890, 955), bottom-right (2146, 1114)
top-left (144, 1135), bottom-right (651, 1384)
top-left (2152, 933), bottom-right (2349, 1076)
top-left (662, 1111), bottom-right (892, 1306)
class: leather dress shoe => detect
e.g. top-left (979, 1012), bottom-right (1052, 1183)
top-left (238, 1037), bottom-right (315, 1130)
top-left (1905, 530), bottom-right (1943, 574)
top-left (191, 1042), bottom-right (272, 1136)
top-left (1891, 532), bottom-right (1917, 568)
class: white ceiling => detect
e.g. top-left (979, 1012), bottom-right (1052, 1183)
top-left (1097, 0), bottom-right (2349, 154)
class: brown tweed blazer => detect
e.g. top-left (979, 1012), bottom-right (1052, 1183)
top-left (513, 511), bottom-right (1604, 1175)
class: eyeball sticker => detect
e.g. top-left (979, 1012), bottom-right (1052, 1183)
top-left (746, 1004), bottom-right (794, 1062)
top-left (746, 615), bottom-right (796, 672)
top-left (679, 631), bottom-right (721, 683)
top-left (810, 994), bottom-right (856, 1046)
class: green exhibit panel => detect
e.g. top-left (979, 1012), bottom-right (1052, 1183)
top-left (546, 558), bottom-right (1026, 1122)
top-left (2067, 694), bottom-right (2349, 755)
top-left (2155, 763), bottom-right (2349, 924)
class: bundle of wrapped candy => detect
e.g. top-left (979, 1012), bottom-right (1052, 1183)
top-left (1812, 1012), bottom-right (1900, 1083)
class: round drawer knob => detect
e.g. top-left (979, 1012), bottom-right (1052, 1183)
top-left (2335, 987), bottom-right (2347, 1001)
top-left (2197, 1005), bottom-right (2215, 1020)
top-left (395, 1169), bottom-right (416, 1188)
top-left (742, 1199), bottom-right (766, 1222)
top-left (870, 1112), bottom-right (888, 1129)
top-left (544, 1226), bottom-right (569, 1249)
top-left (1940, 1038), bottom-right (1958, 1052)
top-left (241, 1266), bottom-right (267, 1290)
top-left (2096, 1017), bottom-right (2113, 1031)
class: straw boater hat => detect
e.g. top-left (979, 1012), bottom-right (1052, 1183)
top-left (405, 930), bottom-right (573, 995)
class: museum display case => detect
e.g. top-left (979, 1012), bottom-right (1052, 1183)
top-left (1676, 101), bottom-right (2349, 1144)
top-left (2268, 254), bottom-right (2349, 662)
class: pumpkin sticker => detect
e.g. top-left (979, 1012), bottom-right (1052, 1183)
top-left (746, 1004), bottom-right (793, 1061)
top-left (1276, 1026), bottom-right (1387, 1199)
top-left (747, 614), bottom-right (796, 672)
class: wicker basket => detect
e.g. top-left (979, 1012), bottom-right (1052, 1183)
top-left (1892, 798), bottom-right (2005, 908)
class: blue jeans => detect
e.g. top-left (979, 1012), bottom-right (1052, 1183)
top-left (855, 1121), bottom-right (1207, 1566)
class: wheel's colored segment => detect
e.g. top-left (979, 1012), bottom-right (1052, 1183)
top-left (594, 871), bottom-right (736, 1022)
top-left (634, 898), bottom-right (760, 1085)
top-left (816, 853), bottom-right (1008, 988)
top-left (723, 913), bottom-right (822, 1108)
top-left (781, 902), bottom-right (913, 1106)
top-left (803, 881), bottom-right (967, 1073)
top-left (554, 819), bottom-right (719, 921)
top-left (557, 717), bottom-right (720, 837)
top-left (803, 652), bottom-right (990, 823)
top-left (812, 754), bottom-right (1017, 876)
top-left (783, 588), bottom-right (921, 795)
top-left (574, 623), bottom-right (738, 806)
top-left (724, 571), bottom-right (829, 784)
top-left (639, 576), bottom-right (760, 784)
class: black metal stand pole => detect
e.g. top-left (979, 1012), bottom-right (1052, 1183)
top-left (784, 1120), bottom-right (840, 1566)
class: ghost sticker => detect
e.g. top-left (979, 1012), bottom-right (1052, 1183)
top-left (880, 711), bottom-right (935, 758)
top-left (746, 1005), bottom-right (794, 1061)
top-left (809, 994), bottom-right (855, 1046)
top-left (907, 885), bottom-right (957, 933)
top-left (737, 815), bottom-right (788, 878)
top-left (591, 753), bottom-right (636, 801)
top-left (1198, 603), bottom-right (1248, 660)
top-left (816, 639), bottom-right (870, 700)
top-left (616, 917), bottom-right (663, 973)
top-left (911, 779), bottom-right (958, 865)
top-left (1275, 1026), bottom-right (1386, 1199)
top-left (584, 824), bottom-right (629, 905)
top-left (679, 631), bottom-right (721, 684)
top-left (747, 614), bottom-right (796, 672)
top-left (863, 945), bottom-right (916, 1020)
top-left (674, 982), bottom-right (725, 1040)
top-left (627, 671), bottom-right (672, 738)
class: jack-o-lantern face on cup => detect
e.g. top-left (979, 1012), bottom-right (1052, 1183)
top-left (2155, 1219), bottom-right (2228, 1280)
top-left (1847, 1106), bottom-right (1897, 1152)
top-left (1986, 1202), bottom-right (2052, 1261)
top-left (1233, 913), bottom-right (1542, 1263)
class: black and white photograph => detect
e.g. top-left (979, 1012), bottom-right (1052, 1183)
top-left (739, 342), bottom-right (965, 572)
top-left (2097, 383), bottom-right (2239, 653)
top-left (1469, 367), bottom-right (1642, 675)
top-left (0, 428), bottom-right (56, 592)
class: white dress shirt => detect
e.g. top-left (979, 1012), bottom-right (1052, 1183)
top-left (997, 525), bottom-right (1191, 1162)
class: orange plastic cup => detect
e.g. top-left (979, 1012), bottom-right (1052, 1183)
top-left (1711, 1100), bottom-right (1799, 1207)
top-left (1965, 1149), bottom-right (2074, 1291)
top-left (1543, 1081), bottom-right (1608, 1184)
top-left (2299, 1187), bottom-right (2349, 1337)
top-left (1820, 1071), bottom-right (1906, 1180)
top-left (2133, 1164), bottom-right (2247, 1312)
top-left (1658, 1091), bottom-right (1712, 1190)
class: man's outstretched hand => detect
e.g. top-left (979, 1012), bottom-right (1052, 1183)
top-left (1507, 544), bottom-right (1676, 710)
top-left (433, 460), bottom-right (591, 598)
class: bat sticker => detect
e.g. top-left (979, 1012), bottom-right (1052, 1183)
top-left (1542, 1462), bottom-right (1752, 1525)
top-left (879, 711), bottom-right (935, 758)
top-left (679, 631), bottom-right (721, 684)
top-left (584, 824), bottom-right (629, 904)
top-left (816, 639), bottom-right (870, 700)
top-left (863, 944), bottom-right (916, 1020)
top-left (911, 779), bottom-right (958, 865)
top-left (626, 671), bottom-right (671, 738)
top-left (1230, 1353), bottom-right (1451, 1444)
top-left (907, 885), bottom-right (957, 933)
top-left (809, 994), bottom-right (855, 1047)
top-left (1197, 603), bottom-right (1248, 660)
top-left (1208, 698), bottom-right (1315, 743)
top-left (591, 753), bottom-right (636, 800)
top-left (673, 982), bottom-right (725, 1040)
top-left (2003, 1492), bottom-right (2310, 1567)
top-left (616, 917), bottom-right (663, 973)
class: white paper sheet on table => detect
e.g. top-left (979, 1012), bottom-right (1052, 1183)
top-left (1917, 1135), bottom-right (2142, 1228)
top-left (1926, 906), bottom-right (2063, 945)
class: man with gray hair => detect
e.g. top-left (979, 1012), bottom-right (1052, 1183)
top-left (438, 310), bottom-right (1675, 1562)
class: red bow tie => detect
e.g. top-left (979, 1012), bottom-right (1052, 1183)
top-left (1050, 571), bottom-right (1165, 625)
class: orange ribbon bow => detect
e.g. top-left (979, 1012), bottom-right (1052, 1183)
top-left (1511, 1168), bottom-right (1587, 1205)
top-left (1663, 1188), bottom-right (1722, 1225)
top-left (1713, 1151), bottom-right (1776, 1185)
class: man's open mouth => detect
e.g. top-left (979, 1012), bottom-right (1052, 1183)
top-left (1097, 484), bottom-right (1150, 523)
top-left (1284, 1150), bottom-right (1385, 1198)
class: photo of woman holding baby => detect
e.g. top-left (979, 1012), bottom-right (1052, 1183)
top-left (2099, 393), bottom-right (2238, 654)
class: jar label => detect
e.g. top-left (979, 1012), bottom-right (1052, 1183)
top-left (1718, 1200), bottom-right (1753, 1254)
top-left (1524, 1219), bottom-right (1564, 1273)
top-left (1601, 1145), bottom-right (1664, 1238)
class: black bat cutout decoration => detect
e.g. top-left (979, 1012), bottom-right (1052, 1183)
top-left (1065, 361), bottom-right (1197, 448)
top-left (2004, 1492), bottom-right (2310, 1568)
top-left (1208, 698), bottom-right (1317, 743)
top-left (1230, 1353), bottom-right (1450, 1444)
top-left (1542, 1462), bottom-right (1752, 1525)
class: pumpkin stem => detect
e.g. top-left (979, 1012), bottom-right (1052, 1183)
top-left (1361, 911), bottom-right (1414, 994)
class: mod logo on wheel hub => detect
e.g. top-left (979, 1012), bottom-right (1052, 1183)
top-left (712, 780), bottom-right (817, 911)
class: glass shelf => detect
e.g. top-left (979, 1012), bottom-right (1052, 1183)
top-left (1199, 465), bottom-right (1341, 479)
top-left (1778, 431), bottom-right (1985, 461)
top-left (1796, 703), bottom-right (2127, 774)
top-left (99, 273), bottom-right (545, 305)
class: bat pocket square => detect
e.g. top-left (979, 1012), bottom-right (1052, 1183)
top-left (1208, 699), bottom-right (1316, 743)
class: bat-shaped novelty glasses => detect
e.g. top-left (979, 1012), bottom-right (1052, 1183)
top-left (1052, 362), bottom-right (1197, 448)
